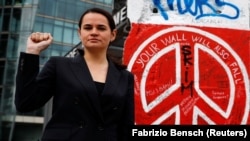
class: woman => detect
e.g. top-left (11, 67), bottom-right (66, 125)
top-left (15, 8), bottom-right (134, 141)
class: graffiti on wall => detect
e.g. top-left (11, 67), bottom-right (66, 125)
top-left (123, 0), bottom-right (250, 125)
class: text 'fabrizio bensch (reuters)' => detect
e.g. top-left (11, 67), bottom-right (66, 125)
top-left (129, 125), bottom-right (250, 140)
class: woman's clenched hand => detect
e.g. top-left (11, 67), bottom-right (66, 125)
top-left (26, 32), bottom-right (53, 55)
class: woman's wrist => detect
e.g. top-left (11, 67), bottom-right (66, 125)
top-left (26, 48), bottom-right (40, 55)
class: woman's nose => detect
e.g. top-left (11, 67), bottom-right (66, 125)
top-left (90, 28), bottom-right (98, 35)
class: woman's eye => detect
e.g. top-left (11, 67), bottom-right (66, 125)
top-left (82, 26), bottom-right (107, 31)
top-left (98, 27), bottom-right (106, 31)
top-left (83, 27), bottom-right (92, 30)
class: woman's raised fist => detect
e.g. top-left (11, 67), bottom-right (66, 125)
top-left (30, 32), bottom-right (51, 42)
top-left (26, 32), bottom-right (53, 55)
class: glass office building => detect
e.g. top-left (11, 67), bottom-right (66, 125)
top-left (0, 0), bottom-right (128, 140)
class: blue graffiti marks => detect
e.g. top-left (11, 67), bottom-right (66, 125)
top-left (152, 0), bottom-right (239, 20)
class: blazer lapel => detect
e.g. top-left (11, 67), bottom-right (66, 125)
top-left (103, 61), bottom-right (121, 97)
top-left (70, 54), bottom-right (103, 121)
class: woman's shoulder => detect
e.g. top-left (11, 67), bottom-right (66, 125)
top-left (119, 67), bottom-right (134, 77)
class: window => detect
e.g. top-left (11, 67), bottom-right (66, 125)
top-left (53, 21), bottom-right (63, 42)
top-left (38, 0), bottom-right (56, 16)
top-left (3, 8), bottom-right (11, 31)
top-left (63, 22), bottom-right (74, 44)
top-left (10, 8), bottom-right (21, 32)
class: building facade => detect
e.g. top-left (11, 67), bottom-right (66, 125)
top-left (0, 0), bottom-right (128, 140)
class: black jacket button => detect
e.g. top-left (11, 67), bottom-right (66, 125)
top-left (97, 126), bottom-right (104, 131)
top-left (74, 97), bottom-right (80, 105)
top-left (79, 121), bottom-right (85, 128)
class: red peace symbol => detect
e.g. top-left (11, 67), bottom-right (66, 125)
top-left (127, 26), bottom-right (249, 125)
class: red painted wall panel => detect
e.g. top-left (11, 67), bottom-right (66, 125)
top-left (124, 20), bottom-right (250, 125)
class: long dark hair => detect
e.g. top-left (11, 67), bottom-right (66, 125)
top-left (78, 8), bottom-right (127, 70)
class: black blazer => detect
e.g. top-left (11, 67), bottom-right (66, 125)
top-left (15, 51), bottom-right (134, 141)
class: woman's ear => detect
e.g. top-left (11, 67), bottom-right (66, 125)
top-left (110, 29), bottom-right (117, 42)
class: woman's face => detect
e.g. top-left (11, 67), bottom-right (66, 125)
top-left (78, 12), bottom-right (116, 50)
